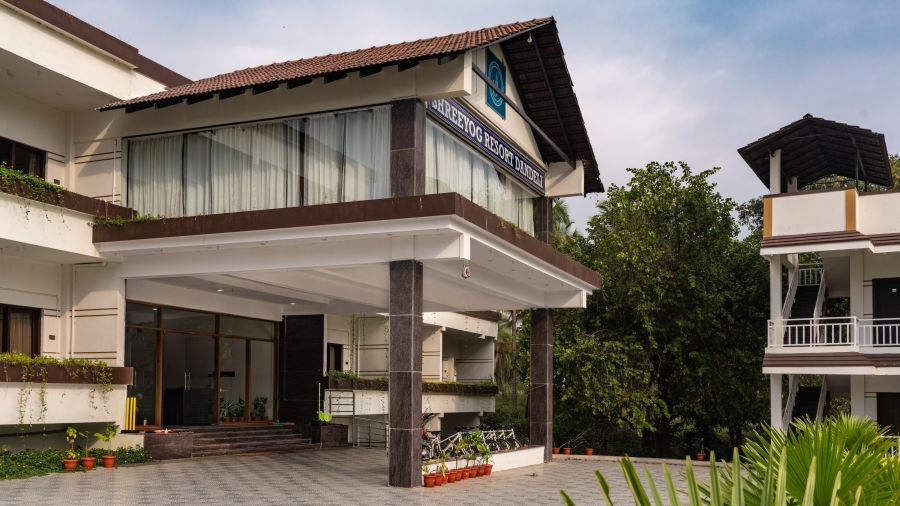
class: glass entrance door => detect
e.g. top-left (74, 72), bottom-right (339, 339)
top-left (162, 333), bottom-right (216, 425)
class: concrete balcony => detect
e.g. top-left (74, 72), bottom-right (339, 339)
top-left (767, 317), bottom-right (900, 353)
top-left (762, 189), bottom-right (900, 254)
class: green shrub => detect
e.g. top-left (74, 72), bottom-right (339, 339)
top-left (0, 445), bottom-right (151, 480)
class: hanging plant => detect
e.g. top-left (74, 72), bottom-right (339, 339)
top-left (0, 163), bottom-right (65, 220)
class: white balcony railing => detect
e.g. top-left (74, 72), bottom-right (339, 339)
top-left (768, 317), bottom-right (900, 351)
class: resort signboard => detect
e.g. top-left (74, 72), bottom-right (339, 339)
top-left (426, 98), bottom-right (545, 194)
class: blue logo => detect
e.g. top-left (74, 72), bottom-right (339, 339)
top-left (485, 50), bottom-right (506, 119)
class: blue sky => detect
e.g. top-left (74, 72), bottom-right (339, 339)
top-left (55, 0), bottom-right (900, 231)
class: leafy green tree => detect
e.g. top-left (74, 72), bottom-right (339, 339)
top-left (571, 161), bottom-right (768, 456)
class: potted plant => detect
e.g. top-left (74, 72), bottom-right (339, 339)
top-left (585, 447), bottom-right (594, 456)
top-left (63, 426), bottom-right (79, 470)
top-left (452, 439), bottom-right (467, 479)
top-left (563, 447), bottom-right (571, 455)
top-left (478, 440), bottom-right (493, 476)
top-left (78, 429), bottom-right (96, 469)
top-left (220, 398), bottom-right (236, 423)
top-left (422, 465), bottom-right (436, 487)
top-left (252, 396), bottom-right (268, 421)
top-left (94, 423), bottom-right (119, 468)
top-left (696, 449), bottom-right (706, 461)
top-left (553, 447), bottom-right (560, 454)
top-left (438, 450), bottom-right (451, 483)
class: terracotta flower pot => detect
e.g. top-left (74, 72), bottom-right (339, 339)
top-left (476, 465), bottom-right (485, 476)
top-left (585, 448), bottom-right (594, 456)
top-left (63, 459), bottom-right (78, 471)
top-left (484, 464), bottom-right (493, 476)
top-left (451, 470), bottom-right (460, 482)
top-left (80, 456), bottom-right (96, 470)
top-left (696, 451), bottom-right (706, 462)
top-left (460, 468), bottom-right (469, 480)
top-left (563, 448), bottom-right (571, 455)
top-left (102, 455), bottom-right (116, 468)
top-left (424, 474), bottom-right (436, 487)
top-left (432, 473), bottom-right (443, 486)
top-left (552, 447), bottom-right (560, 454)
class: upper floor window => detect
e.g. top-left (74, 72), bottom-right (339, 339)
top-left (124, 106), bottom-right (390, 217)
top-left (425, 120), bottom-right (535, 234)
top-left (0, 304), bottom-right (41, 357)
top-left (0, 137), bottom-right (45, 178)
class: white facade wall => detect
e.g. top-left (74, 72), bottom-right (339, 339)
top-left (769, 191), bottom-right (848, 236)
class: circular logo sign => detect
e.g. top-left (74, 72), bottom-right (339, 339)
top-left (487, 60), bottom-right (505, 108)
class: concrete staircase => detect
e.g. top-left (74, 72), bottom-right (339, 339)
top-left (191, 425), bottom-right (318, 457)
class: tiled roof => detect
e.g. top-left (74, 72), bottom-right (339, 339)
top-left (100, 18), bottom-right (553, 111)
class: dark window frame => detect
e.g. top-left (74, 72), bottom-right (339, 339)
top-left (0, 136), bottom-right (46, 178)
top-left (326, 342), bottom-right (343, 373)
top-left (0, 304), bottom-right (42, 357)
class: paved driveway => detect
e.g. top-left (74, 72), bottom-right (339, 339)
top-left (0, 448), bottom-right (688, 505)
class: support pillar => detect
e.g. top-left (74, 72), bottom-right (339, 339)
top-left (390, 99), bottom-right (426, 197)
top-left (769, 149), bottom-right (782, 194)
top-left (770, 373), bottom-right (783, 429)
top-left (850, 375), bottom-right (865, 418)
top-left (770, 255), bottom-right (783, 321)
top-left (388, 260), bottom-right (423, 487)
top-left (530, 308), bottom-right (553, 461)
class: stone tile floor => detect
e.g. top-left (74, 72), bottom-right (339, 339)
top-left (0, 448), bottom-right (688, 505)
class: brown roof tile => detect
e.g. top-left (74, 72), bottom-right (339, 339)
top-left (100, 18), bottom-right (553, 111)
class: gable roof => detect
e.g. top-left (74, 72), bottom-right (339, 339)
top-left (98, 17), bottom-right (603, 193)
top-left (5, 0), bottom-right (189, 87)
top-left (99, 18), bottom-right (553, 111)
top-left (738, 114), bottom-right (892, 189)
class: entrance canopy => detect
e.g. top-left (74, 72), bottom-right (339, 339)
top-left (93, 193), bottom-right (599, 314)
top-left (738, 114), bottom-right (892, 190)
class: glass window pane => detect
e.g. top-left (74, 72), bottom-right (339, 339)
top-left (14, 145), bottom-right (43, 176)
top-left (8, 309), bottom-right (34, 355)
top-left (250, 340), bottom-right (274, 420)
top-left (126, 303), bottom-right (158, 326)
top-left (161, 308), bottom-right (214, 333)
top-left (220, 315), bottom-right (274, 340)
top-left (125, 327), bottom-right (157, 426)
top-left (219, 338), bottom-right (247, 421)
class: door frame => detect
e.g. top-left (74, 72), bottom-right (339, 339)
top-left (125, 301), bottom-right (279, 429)
top-left (872, 278), bottom-right (900, 320)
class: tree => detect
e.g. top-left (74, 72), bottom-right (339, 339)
top-left (573, 161), bottom-right (768, 456)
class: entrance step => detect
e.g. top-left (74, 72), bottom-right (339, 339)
top-left (189, 424), bottom-right (317, 457)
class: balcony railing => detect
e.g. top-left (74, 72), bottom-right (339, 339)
top-left (767, 317), bottom-right (900, 351)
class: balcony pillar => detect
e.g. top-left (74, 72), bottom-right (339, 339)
top-left (530, 307), bottom-right (553, 461)
top-left (390, 99), bottom-right (426, 197)
top-left (770, 373), bottom-right (783, 428)
top-left (850, 251), bottom-right (864, 318)
top-left (770, 254), bottom-right (783, 320)
top-left (769, 148), bottom-right (782, 194)
top-left (388, 259), bottom-right (423, 487)
top-left (850, 375), bottom-right (865, 418)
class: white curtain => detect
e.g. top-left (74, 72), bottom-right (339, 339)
top-left (425, 120), bottom-right (536, 233)
top-left (304, 113), bottom-right (344, 205)
top-left (285, 119), bottom-right (303, 207)
top-left (8, 310), bottom-right (34, 356)
top-left (250, 123), bottom-right (286, 211)
top-left (126, 106), bottom-right (390, 214)
top-left (305, 107), bottom-right (390, 205)
top-left (184, 132), bottom-right (211, 215)
top-left (127, 136), bottom-right (183, 217)
top-left (210, 126), bottom-right (252, 214)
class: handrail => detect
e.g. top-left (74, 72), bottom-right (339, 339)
top-left (768, 317), bottom-right (857, 347)
top-left (815, 377), bottom-right (828, 422)
top-left (782, 374), bottom-right (798, 431)
top-left (812, 270), bottom-right (827, 344)
top-left (798, 264), bottom-right (823, 286)
top-left (859, 318), bottom-right (900, 347)
top-left (354, 416), bottom-right (388, 448)
top-left (782, 266), bottom-right (800, 320)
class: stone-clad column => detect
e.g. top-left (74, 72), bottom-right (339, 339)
top-left (388, 260), bottom-right (424, 487)
top-left (530, 307), bottom-right (553, 462)
top-left (390, 99), bottom-right (426, 197)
